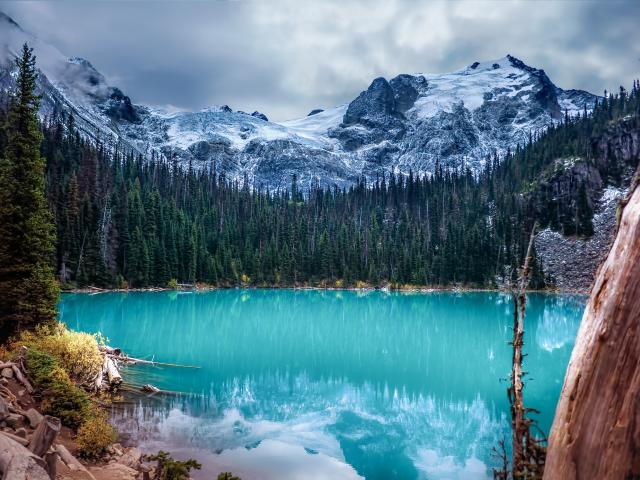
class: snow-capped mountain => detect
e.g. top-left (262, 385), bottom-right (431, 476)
top-left (0, 12), bottom-right (597, 190)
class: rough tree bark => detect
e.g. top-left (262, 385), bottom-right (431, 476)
top-left (28, 415), bottom-right (60, 457)
top-left (544, 176), bottom-right (640, 479)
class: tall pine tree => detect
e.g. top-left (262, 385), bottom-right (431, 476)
top-left (0, 44), bottom-right (59, 340)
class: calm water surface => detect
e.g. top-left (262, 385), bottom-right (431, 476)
top-left (59, 290), bottom-right (584, 480)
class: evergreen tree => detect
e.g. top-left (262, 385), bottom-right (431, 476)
top-left (0, 44), bottom-right (59, 340)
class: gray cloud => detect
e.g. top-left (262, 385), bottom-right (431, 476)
top-left (1, 0), bottom-right (638, 120)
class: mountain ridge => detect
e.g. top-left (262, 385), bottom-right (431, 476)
top-left (0, 11), bottom-right (598, 190)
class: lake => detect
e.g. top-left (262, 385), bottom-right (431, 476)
top-left (58, 290), bottom-right (584, 480)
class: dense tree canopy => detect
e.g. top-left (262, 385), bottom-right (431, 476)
top-left (0, 44), bottom-right (59, 340)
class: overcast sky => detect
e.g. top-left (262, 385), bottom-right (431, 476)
top-left (1, 0), bottom-right (639, 120)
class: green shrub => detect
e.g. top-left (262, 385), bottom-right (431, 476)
top-left (218, 473), bottom-right (241, 480)
top-left (76, 411), bottom-right (117, 459)
top-left (24, 348), bottom-right (57, 388)
top-left (167, 278), bottom-right (179, 290)
top-left (145, 451), bottom-right (202, 480)
top-left (25, 348), bottom-right (91, 429)
top-left (115, 274), bottom-right (128, 289)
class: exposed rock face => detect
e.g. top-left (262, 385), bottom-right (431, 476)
top-left (534, 117), bottom-right (640, 291)
top-left (535, 186), bottom-right (623, 291)
top-left (544, 172), bottom-right (640, 479)
top-left (250, 111), bottom-right (268, 122)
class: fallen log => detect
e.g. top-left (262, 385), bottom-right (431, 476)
top-left (105, 357), bottom-right (122, 387)
top-left (28, 416), bottom-right (60, 457)
top-left (110, 354), bottom-right (200, 369)
top-left (0, 361), bottom-right (34, 395)
top-left (10, 364), bottom-right (33, 394)
top-left (10, 364), bottom-right (32, 393)
top-left (54, 444), bottom-right (97, 480)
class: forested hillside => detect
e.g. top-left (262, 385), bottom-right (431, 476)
top-left (1, 82), bottom-right (638, 290)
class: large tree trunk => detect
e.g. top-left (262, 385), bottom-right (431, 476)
top-left (544, 179), bottom-right (640, 479)
top-left (28, 415), bottom-right (60, 457)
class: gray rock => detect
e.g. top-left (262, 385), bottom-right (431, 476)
top-left (112, 443), bottom-right (125, 457)
top-left (14, 427), bottom-right (27, 438)
top-left (118, 447), bottom-right (143, 470)
top-left (342, 77), bottom-right (401, 126)
top-left (389, 73), bottom-right (425, 112)
top-left (251, 111), bottom-right (268, 122)
top-left (2, 430), bottom-right (29, 446)
top-left (1, 367), bottom-right (13, 379)
top-left (24, 408), bottom-right (44, 428)
top-left (5, 413), bottom-right (24, 429)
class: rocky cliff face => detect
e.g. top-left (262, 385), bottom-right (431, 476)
top-left (534, 117), bottom-right (640, 291)
top-left (0, 12), bottom-right (597, 190)
top-left (544, 167), bottom-right (640, 479)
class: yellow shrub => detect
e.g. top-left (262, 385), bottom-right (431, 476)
top-left (16, 323), bottom-right (103, 384)
top-left (76, 411), bottom-right (117, 459)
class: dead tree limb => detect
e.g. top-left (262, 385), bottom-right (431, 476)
top-left (497, 222), bottom-right (546, 479)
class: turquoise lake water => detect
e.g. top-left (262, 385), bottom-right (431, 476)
top-left (58, 290), bottom-right (584, 480)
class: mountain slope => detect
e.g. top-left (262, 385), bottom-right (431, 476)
top-left (0, 12), bottom-right (597, 190)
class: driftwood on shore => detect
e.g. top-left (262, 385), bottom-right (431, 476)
top-left (93, 346), bottom-right (124, 391)
top-left (107, 354), bottom-right (200, 369)
top-left (94, 344), bottom-right (199, 395)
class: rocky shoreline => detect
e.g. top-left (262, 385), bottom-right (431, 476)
top-left (0, 358), bottom-right (155, 480)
